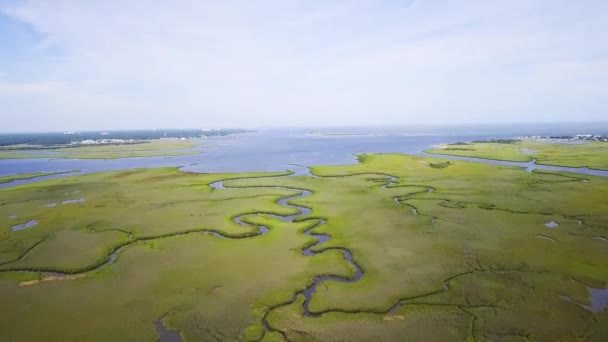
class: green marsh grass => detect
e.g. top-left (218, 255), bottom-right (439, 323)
top-left (0, 153), bottom-right (606, 340)
top-left (427, 140), bottom-right (608, 170)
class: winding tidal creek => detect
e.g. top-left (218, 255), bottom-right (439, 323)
top-left (209, 171), bottom-right (365, 337)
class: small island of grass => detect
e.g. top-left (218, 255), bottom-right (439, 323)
top-left (426, 139), bottom-right (608, 170)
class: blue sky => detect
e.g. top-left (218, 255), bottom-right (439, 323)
top-left (1, 0), bottom-right (607, 131)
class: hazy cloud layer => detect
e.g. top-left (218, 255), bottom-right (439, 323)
top-left (1, 0), bottom-right (607, 131)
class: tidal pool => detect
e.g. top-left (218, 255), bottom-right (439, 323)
top-left (11, 220), bottom-right (39, 231)
top-left (544, 221), bottom-right (559, 228)
top-left (587, 287), bottom-right (608, 313)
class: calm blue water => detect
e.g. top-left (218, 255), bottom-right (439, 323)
top-left (1, 124), bottom-right (607, 187)
top-left (0, 127), bottom-right (488, 175)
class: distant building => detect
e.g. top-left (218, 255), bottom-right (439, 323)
top-left (69, 139), bottom-right (137, 146)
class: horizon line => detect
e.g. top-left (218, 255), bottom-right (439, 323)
top-left (3, 121), bottom-right (608, 134)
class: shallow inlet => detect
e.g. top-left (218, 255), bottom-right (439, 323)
top-left (11, 220), bottom-right (39, 231)
top-left (588, 287), bottom-right (608, 313)
top-left (560, 287), bottom-right (608, 313)
top-left (155, 319), bottom-right (181, 342)
top-left (418, 152), bottom-right (608, 177)
top-left (106, 246), bottom-right (124, 265)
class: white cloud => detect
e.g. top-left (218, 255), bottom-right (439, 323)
top-left (1, 0), bottom-right (607, 131)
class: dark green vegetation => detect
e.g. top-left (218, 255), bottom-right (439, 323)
top-left (0, 129), bottom-right (251, 147)
top-left (428, 140), bottom-right (608, 170)
top-left (428, 161), bottom-right (451, 169)
top-left (0, 153), bottom-right (607, 341)
top-left (444, 147), bottom-right (475, 151)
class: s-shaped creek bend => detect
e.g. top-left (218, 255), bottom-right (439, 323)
top-left (209, 173), bottom-right (371, 339)
top-left (208, 170), bottom-right (409, 341)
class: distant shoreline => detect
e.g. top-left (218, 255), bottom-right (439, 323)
top-left (0, 128), bottom-right (253, 148)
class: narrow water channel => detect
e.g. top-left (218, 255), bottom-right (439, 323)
top-left (418, 152), bottom-right (608, 177)
top-left (209, 168), bottom-right (368, 336)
